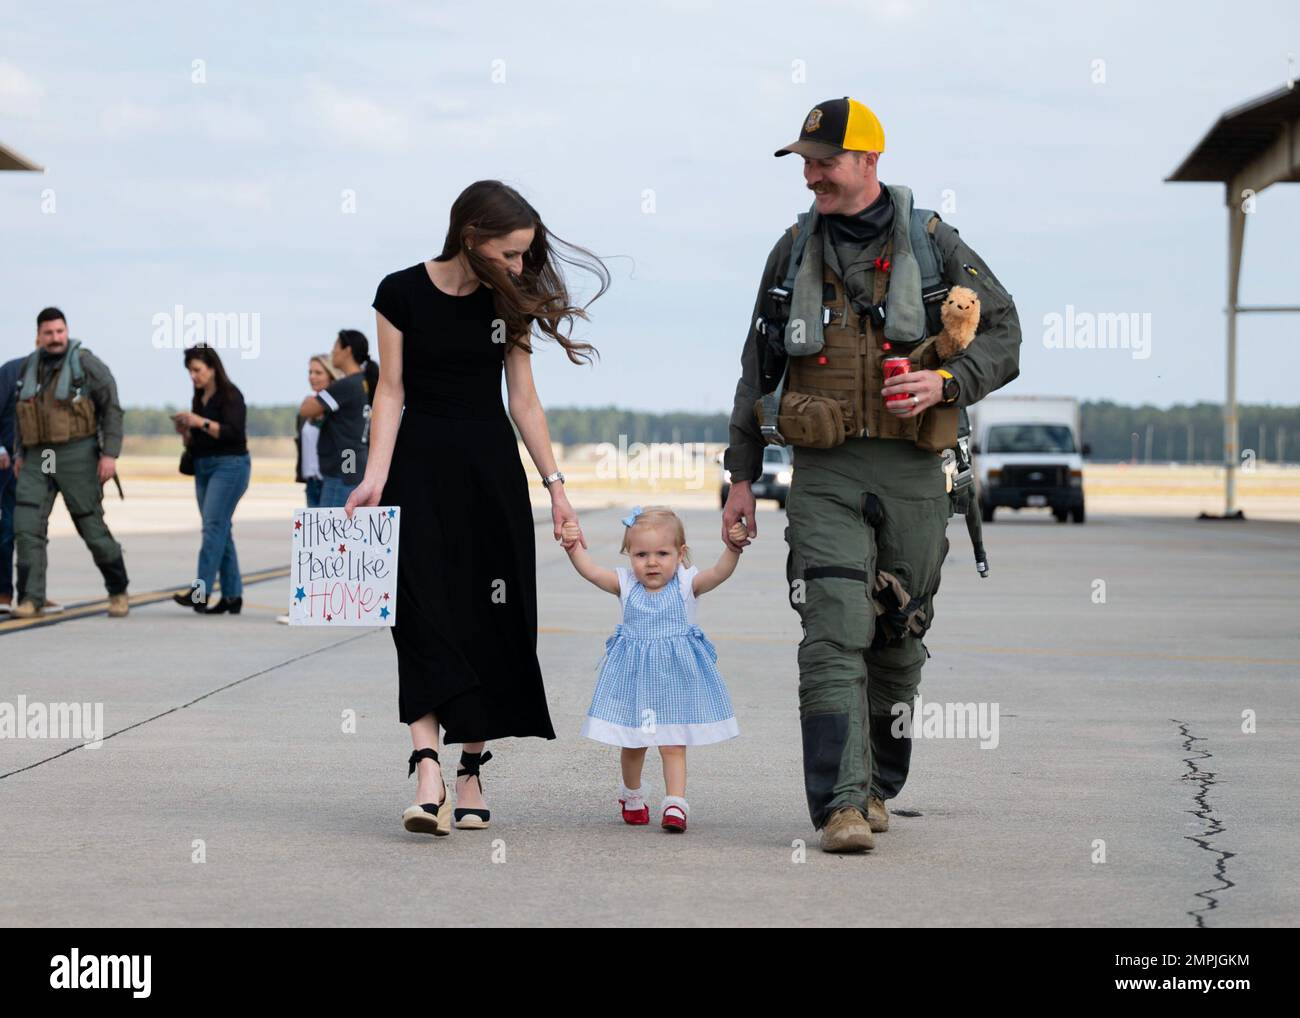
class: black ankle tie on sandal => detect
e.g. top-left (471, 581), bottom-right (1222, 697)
top-left (453, 751), bottom-right (493, 825)
top-left (408, 747), bottom-right (439, 778)
top-left (457, 750), bottom-right (492, 786)
top-left (407, 747), bottom-right (446, 813)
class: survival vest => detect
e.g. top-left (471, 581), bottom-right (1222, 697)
top-left (15, 341), bottom-right (98, 447)
top-left (755, 201), bottom-right (958, 453)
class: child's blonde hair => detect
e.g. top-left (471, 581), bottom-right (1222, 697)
top-left (618, 505), bottom-right (691, 567)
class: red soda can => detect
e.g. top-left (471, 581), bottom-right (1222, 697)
top-left (883, 356), bottom-right (911, 402)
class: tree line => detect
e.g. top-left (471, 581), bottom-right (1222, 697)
top-left (122, 400), bottom-right (1300, 463)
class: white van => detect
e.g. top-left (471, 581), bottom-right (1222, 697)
top-left (968, 396), bottom-right (1088, 523)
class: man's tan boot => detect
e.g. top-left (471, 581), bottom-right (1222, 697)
top-left (107, 593), bottom-right (130, 618)
top-left (11, 600), bottom-right (42, 619)
top-left (867, 795), bottom-right (890, 833)
top-left (820, 806), bottom-right (875, 853)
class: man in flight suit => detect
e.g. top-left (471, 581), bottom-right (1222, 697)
top-left (722, 98), bottom-right (1021, 852)
top-left (11, 307), bottom-right (130, 618)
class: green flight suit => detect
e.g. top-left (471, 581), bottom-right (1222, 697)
top-left (725, 191), bottom-right (1021, 829)
top-left (13, 348), bottom-right (128, 607)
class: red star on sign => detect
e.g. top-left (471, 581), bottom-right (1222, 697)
top-left (294, 520), bottom-right (302, 530)
top-left (326, 614), bottom-right (333, 621)
top-left (383, 592), bottom-right (390, 600)
top-left (338, 543), bottom-right (346, 553)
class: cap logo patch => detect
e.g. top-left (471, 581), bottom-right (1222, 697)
top-left (803, 108), bottom-right (823, 134)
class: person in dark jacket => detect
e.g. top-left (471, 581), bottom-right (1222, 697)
top-left (297, 330), bottom-right (376, 507)
top-left (171, 345), bottom-right (250, 614)
top-left (0, 353), bottom-right (25, 612)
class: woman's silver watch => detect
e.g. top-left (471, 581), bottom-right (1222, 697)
top-left (541, 470), bottom-right (565, 488)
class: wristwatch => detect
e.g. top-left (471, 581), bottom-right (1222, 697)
top-left (541, 470), bottom-right (565, 488)
top-left (937, 369), bottom-right (960, 405)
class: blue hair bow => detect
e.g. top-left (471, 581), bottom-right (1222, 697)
top-left (621, 505), bottom-right (644, 527)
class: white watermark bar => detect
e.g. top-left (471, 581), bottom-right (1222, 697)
top-left (0, 696), bottom-right (105, 748)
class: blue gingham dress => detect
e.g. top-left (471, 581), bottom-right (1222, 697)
top-left (580, 563), bottom-right (739, 747)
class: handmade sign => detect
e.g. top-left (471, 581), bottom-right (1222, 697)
top-left (289, 506), bottom-right (399, 626)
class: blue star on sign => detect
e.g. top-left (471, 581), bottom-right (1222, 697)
top-left (294, 586), bottom-right (306, 601)
top-left (379, 605), bottom-right (390, 620)
top-left (387, 508), bottom-right (396, 519)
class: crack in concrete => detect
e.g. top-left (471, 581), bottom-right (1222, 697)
top-left (1173, 719), bottom-right (1236, 928)
top-left (0, 631), bottom-right (376, 782)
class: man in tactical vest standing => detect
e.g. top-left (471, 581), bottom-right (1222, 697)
top-left (11, 307), bottom-right (130, 618)
top-left (723, 98), bottom-right (1021, 853)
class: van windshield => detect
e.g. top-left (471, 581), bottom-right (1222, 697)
top-left (986, 424), bottom-right (1076, 454)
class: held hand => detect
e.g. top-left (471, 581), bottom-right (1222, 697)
top-left (97, 455), bottom-right (117, 485)
top-left (0, 451), bottom-right (9, 471)
top-left (343, 475), bottom-right (385, 520)
top-left (12, 457), bottom-right (21, 478)
top-left (881, 369), bottom-right (943, 418)
top-left (553, 496), bottom-right (585, 550)
top-left (722, 481), bottom-right (756, 550)
top-left (727, 522), bottom-right (749, 545)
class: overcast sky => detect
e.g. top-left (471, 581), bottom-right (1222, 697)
top-left (2, 0), bottom-right (1299, 412)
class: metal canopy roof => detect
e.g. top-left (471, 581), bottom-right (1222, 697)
top-left (0, 140), bottom-right (43, 171)
top-left (1164, 82), bottom-right (1300, 520)
top-left (1166, 84), bottom-right (1300, 184)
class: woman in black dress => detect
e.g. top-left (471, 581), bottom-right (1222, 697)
top-left (346, 180), bottom-right (608, 836)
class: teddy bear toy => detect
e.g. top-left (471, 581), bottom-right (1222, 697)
top-left (935, 285), bottom-right (980, 361)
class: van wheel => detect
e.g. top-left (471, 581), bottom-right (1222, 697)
top-left (1053, 508), bottom-right (1069, 523)
top-left (981, 502), bottom-right (994, 523)
top-left (1071, 504), bottom-right (1086, 524)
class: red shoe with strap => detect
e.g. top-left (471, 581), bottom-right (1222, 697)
top-left (620, 798), bottom-right (649, 825)
top-left (660, 796), bottom-right (689, 833)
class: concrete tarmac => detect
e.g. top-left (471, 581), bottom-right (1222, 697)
top-left (1, 503), bottom-right (1297, 927)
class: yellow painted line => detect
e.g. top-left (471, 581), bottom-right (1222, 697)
top-left (0, 566), bottom-right (290, 635)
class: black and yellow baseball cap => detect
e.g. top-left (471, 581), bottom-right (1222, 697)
top-left (774, 97), bottom-right (886, 158)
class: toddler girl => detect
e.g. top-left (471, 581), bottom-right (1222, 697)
top-left (561, 506), bottom-right (747, 832)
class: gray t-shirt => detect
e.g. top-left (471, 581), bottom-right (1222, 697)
top-left (315, 372), bottom-right (370, 478)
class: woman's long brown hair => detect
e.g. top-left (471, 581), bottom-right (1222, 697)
top-left (436, 180), bottom-right (608, 364)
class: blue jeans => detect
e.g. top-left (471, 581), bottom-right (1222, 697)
top-left (319, 474), bottom-right (359, 508)
top-left (304, 476), bottom-right (323, 508)
top-left (0, 468), bottom-right (14, 597)
top-left (194, 453), bottom-right (251, 600)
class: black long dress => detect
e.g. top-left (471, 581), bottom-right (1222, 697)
top-left (372, 262), bottom-right (556, 743)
